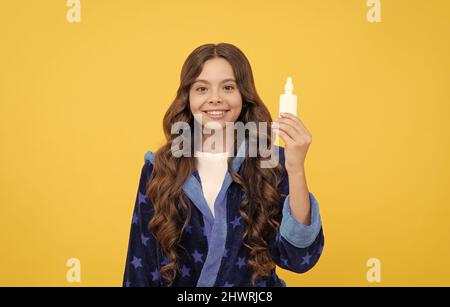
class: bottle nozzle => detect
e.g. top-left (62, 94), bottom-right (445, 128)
top-left (285, 77), bottom-right (293, 94)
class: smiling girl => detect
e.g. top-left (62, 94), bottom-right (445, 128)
top-left (123, 43), bottom-right (324, 287)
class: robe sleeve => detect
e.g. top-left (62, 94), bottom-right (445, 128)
top-left (123, 154), bottom-right (161, 287)
top-left (269, 152), bottom-right (325, 274)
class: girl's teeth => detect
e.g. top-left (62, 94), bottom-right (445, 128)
top-left (207, 111), bottom-right (225, 115)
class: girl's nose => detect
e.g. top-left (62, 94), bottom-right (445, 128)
top-left (208, 95), bottom-right (223, 104)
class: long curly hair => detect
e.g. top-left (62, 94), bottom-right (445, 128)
top-left (146, 43), bottom-right (284, 286)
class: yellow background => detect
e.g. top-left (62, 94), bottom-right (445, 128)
top-left (1, 0), bottom-right (449, 286)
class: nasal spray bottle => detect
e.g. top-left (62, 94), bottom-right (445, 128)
top-left (274, 77), bottom-right (298, 146)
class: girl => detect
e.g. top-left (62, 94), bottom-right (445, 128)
top-left (123, 43), bottom-right (324, 287)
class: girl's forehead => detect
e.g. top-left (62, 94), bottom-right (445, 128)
top-left (197, 58), bottom-right (235, 77)
top-left (193, 77), bottom-right (236, 85)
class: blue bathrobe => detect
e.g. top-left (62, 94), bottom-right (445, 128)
top-left (123, 142), bottom-right (324, 287)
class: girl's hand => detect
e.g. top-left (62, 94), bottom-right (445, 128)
top-left (272, 112), bottom-right (312, 174)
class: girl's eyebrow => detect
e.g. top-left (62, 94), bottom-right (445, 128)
top-left (193, 78), bottom-right (236, 84)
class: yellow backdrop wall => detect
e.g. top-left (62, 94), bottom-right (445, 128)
top-left (1, 0), bottom-right (449, 286)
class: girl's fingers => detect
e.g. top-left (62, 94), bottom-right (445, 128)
top-left (273, 120), bottom-right (302, 141)
top-left (275, 116), bottom-right (302, 135)
top-left (280, 112), bottom-right (311, 136)
top-left (273, 126), bottom-right (294, 145)
top-left (272, 122), bottom-right (297, 144)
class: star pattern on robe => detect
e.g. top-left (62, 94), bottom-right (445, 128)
top-left (151, 268), bottom-right (160, 281)
top-left (141, 234), bottom-right (150, 247)
top-left (123, 164), bottom-right (325, 287)
top-left (301, 252), bottom-right (312, 265)
top-left (132, 213), bottom-right (138, 225)
top-left (161, 256), bottom-right (170, 265)
top-left (230, 216), bottom-right (241, 229)
top-left (181, 265), bottom-right (191, 278)
top-left (138, 192), bottom-right (147, 205)
top-left (192, 249), bottom-right (204, 263)
top-left (236, 256), bottom-right (246, 269)
top-left (131, 256), bottom-right (142, 269)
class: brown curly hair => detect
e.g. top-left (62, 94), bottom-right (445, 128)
top-left (146, 43), bottom-right (284, 286)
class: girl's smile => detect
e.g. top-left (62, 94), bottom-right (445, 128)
top-left (201, 109), bottom-right (230, 120)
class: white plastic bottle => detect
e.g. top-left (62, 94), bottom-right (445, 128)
top-left (275, 77), bottom-right (298, 146)
top-left (279, 77), bottom-right (298, 116)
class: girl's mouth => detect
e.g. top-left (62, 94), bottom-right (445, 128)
top-left (202, 110), bottom-right (229, 120)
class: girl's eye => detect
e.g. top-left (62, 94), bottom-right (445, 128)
top-left (196, 87), bottom-right (207, 93)
top-left (224, 85), bottom-right (235, 91)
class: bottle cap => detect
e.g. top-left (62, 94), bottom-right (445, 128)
top-left (285, 77), bottom-right (293, 94)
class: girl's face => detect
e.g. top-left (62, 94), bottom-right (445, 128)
top-left (189, 58), bottom-right (243, 129)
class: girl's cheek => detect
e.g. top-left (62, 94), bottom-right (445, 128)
top-left (228, 93), bottom-right (242, 105)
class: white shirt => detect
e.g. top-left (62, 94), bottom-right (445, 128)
top-left (195, 151), bottom-right (229, 218)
